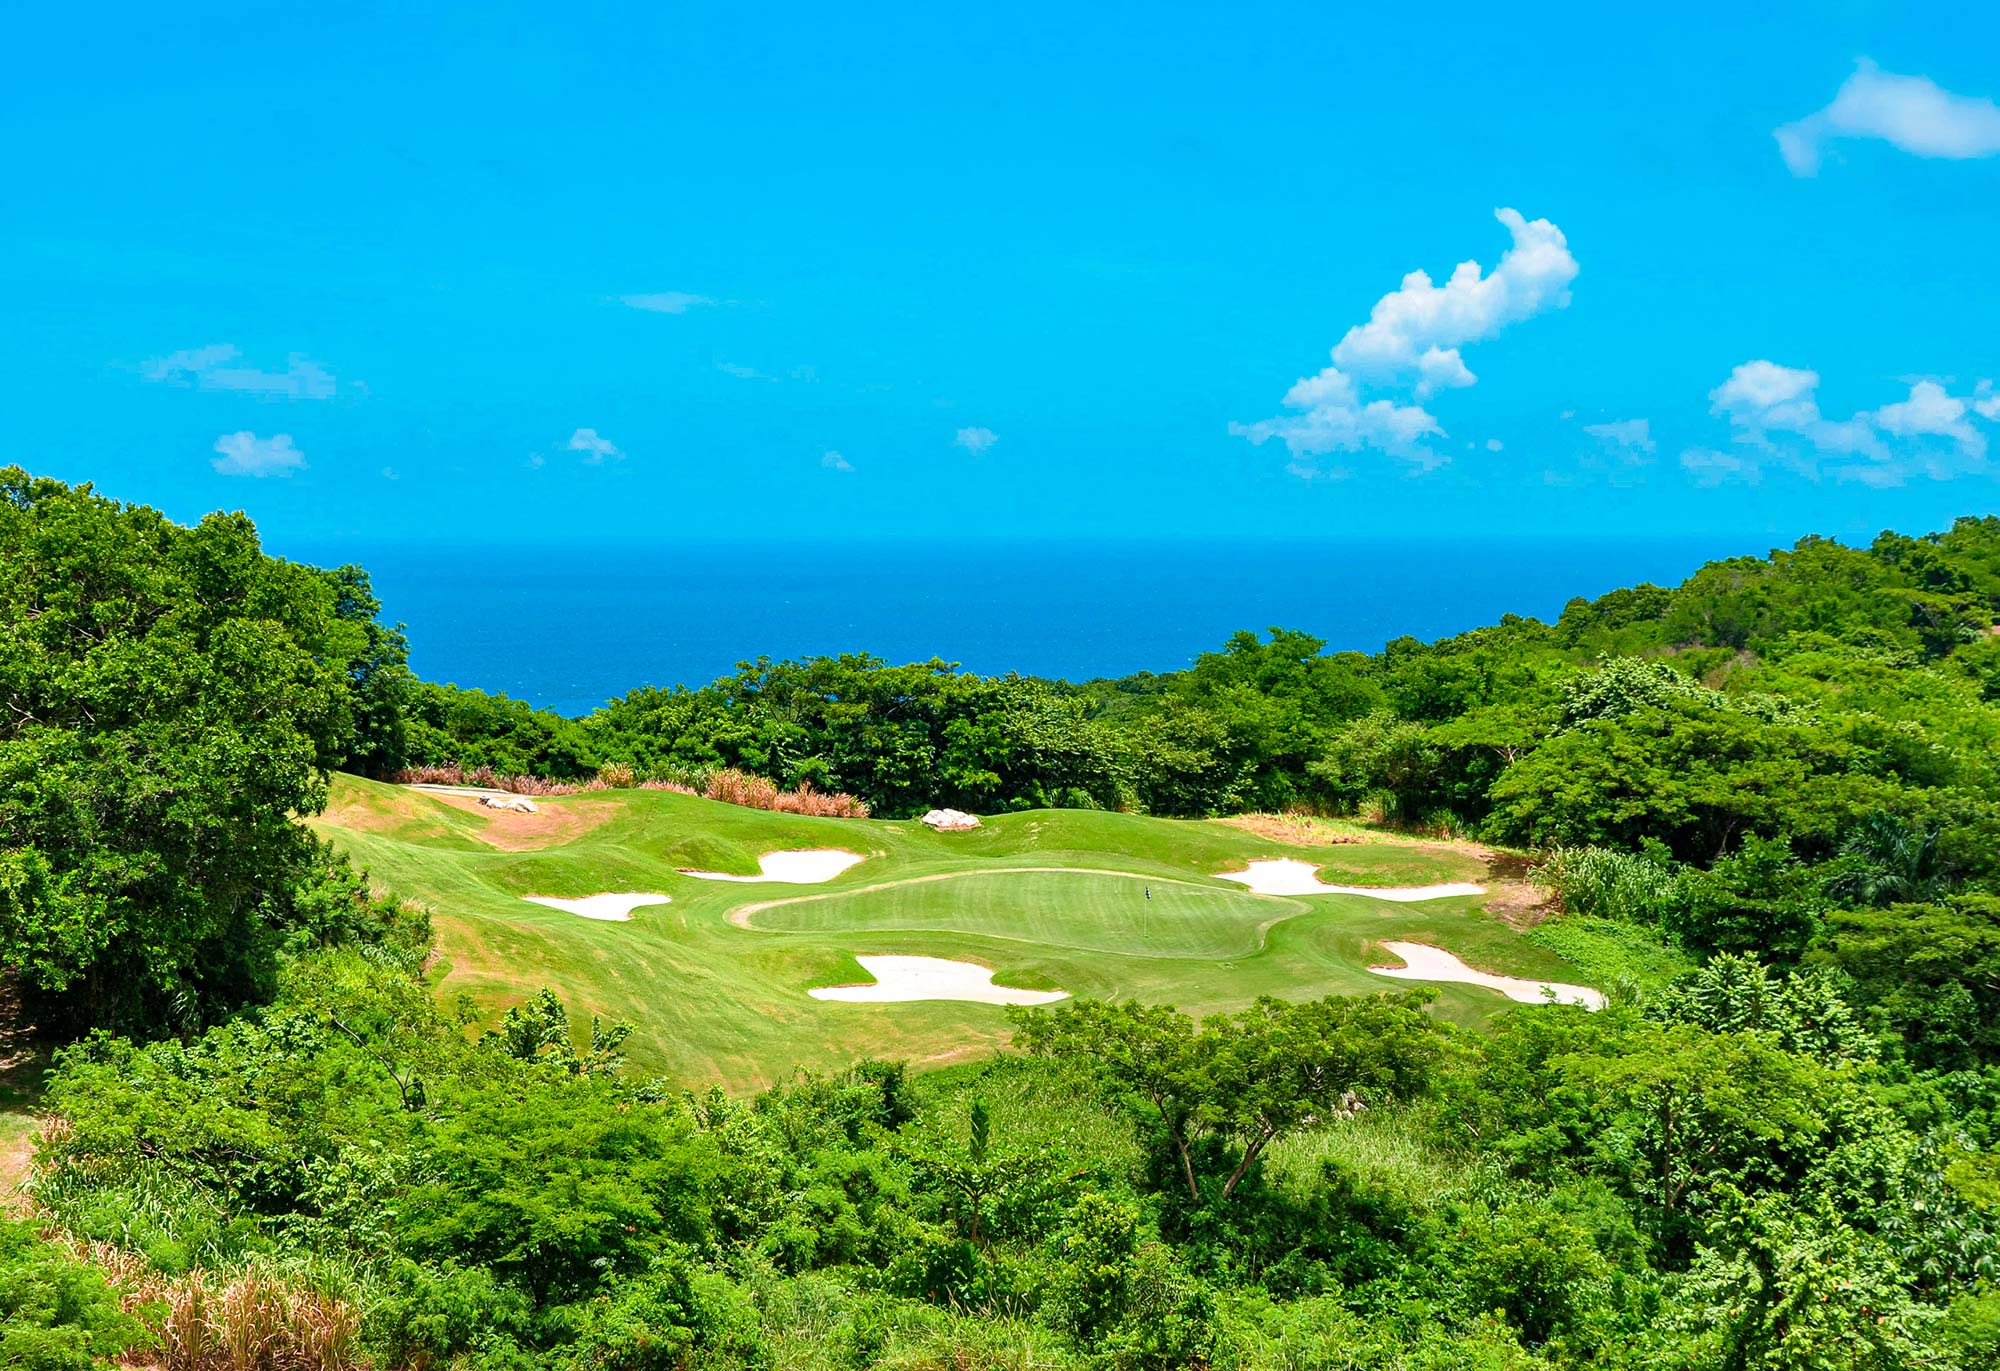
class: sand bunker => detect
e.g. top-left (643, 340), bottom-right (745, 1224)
top-left (1216, 859), bottom-right (1484, 902)
top-left (809, 955), bottom-right (1070, 1006)
top-left (521, 893), bottom-right (672, 922)
top-left (680, 850), bottom-right (865, 885)
top-left (1368, 941), bottom-right (1605, 1009)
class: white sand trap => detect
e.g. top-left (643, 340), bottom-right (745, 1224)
top-left (679, 849), bottom-right (865, 885)
top-left (521, 893), bottom-right (672, 922)
top-left (809, 955), bottom-right (1070, 1006)
top-left (1216, 859), bottom-right (1485, 902)
top-left (1369, 941), bottom-right (1605, 1009)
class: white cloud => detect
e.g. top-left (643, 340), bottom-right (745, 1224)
top-left (717, 362), bottom-right (771, 380)
top-left (954, 426), bottom-right (998, 455)
top-left (1233, 208), bottom-right (1575, 473)
top-left (566, 428), bottom-right (623, 463)
top-left (211, 431), bottom-right (305, 477)
top-left (1708, 361), bottom-right (1884, 458)
top-left (1871, 379), bottom-right (1985, 457)
top-left (1230, 399), bottom-right (1444, 474)
top-left (1776, 61), bottom-right (2000, 176)
top-left (619, 291), bottom-right (715, 314)
top-left (146, 344), bottom-right (338, 399)
top-left (1331, 209), bottom-right (1578, 382)
top-left (822, 450), bottom-right (854, 472)
top-left (1971, 380), bottom-right (1999, 421)
top-left (1583, 418), bottom-right (1657, 455)
top-left (1698, 363), bottom-right (1995, 485)
top-left (1485, 438), bottom-right (1504, 452)
top-left (1414, 347), bottom-right (1477, 400)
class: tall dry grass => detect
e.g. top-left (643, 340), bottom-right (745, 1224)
top-left (702, 769), bottom-right (869, 818)
top-left (392, 762), bottom-right (866, 817)
top-left (391, 762), bottom-right (580, 796)
top-left (60, 1235), bottom-right (364, 1371)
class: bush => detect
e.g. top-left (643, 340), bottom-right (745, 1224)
top-left (1533, 845), bottom-right (1681, 925)
top-left (0, 1222), bottom-right (150, 1371)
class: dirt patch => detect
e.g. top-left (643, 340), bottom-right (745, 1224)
top-left (1221, 814), bottom-right (1367, 847)
top-left (1480, 851), bottom-right (1555, 928)
top-left (0, 983), bottom-right (49, 1210)
top-left (424, 792), bottom-right (621, 851)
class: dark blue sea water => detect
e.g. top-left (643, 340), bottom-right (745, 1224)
top-left (289, 537), bottom-right (1758, 717)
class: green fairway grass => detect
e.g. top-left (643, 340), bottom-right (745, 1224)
top-left (313, 775), bottom-right (1598, 1089)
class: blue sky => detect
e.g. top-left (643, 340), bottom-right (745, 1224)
top-left (4, 1), bottom-right (1999, 548)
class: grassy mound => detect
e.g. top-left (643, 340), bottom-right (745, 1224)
top-left (312, 775), bottom-right (1587, 1088)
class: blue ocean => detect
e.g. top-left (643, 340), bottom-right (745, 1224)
top-left (294, 538), bottom-right (1756, 718)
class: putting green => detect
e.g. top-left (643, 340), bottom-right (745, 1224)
top-left (312, 774), bottom-right (1592, 1089)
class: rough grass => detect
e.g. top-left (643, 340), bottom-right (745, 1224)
top-left (312, 776), bottom-right (1595, 1090)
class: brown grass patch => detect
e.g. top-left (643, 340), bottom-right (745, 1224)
top-left (702, 769), bottom-right (870, 818)
top-left (1221, 813), bottom-right (1368, 847)
top-left (420, 791), bottom-right (621, 852)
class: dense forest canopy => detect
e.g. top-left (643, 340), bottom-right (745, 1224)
top-left (6, 469), bottom-right (2000, 1369)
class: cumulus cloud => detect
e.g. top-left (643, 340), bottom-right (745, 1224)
top-left (1583, 418), bottom-right (1657, 455)
top-left (1709, 361), bottom-right (1883, 457)
top-left (566, 428), bottom-right (623, 463)
top-left (1776, 61), bottom-right (2000, 176)
top-left (822, 450), bottom-right (854, 472)
top-left (1698, 362), bottom-right (1994, 485)
top-left (954, 426), bottom-right (998, 455)
top-left (1872, 379), bottom-right (1985, 457)
top-left (145, 344), bottom-right (338, 400)
top-left (211, 431), bottom-right (305, 477)
top-left (619, 291), bottom-right (715, 314)
top-left (1330, 209), bottom-right (1578, 382)
top-left (1485, 439), bottom-right (1504, 452)
top-left (1233, 208), bottom-right (1576, 473)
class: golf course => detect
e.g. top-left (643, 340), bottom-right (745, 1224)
top-left (315, 775), bottom-right (1599, 1087)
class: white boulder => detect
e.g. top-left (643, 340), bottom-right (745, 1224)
top-left (479, 794), bottom-right (539, 814)
top-left (919, 808), bottom-right (981, 832)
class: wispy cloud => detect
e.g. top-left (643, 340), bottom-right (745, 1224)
top-left (1698, 362), bottom-right (1992, 486)
top-left (1776, 61), bottom-right (2000, 176)
top-left (717, 362), bottom-right (772, 380)
top-left (1583, 418), bottom-right (1657, 455)
top-left (618, 291), bottom-right (716, 314)
top-left (211, 431), bottom-right (305, 477)
top-left (1232, 208), bottom-right (1577, 474)
top-left (822, 450), bottom-right (854, 472)
top-left (954, 426), bottom-right (998, 455)
top-left (566, 428), bottom-right (623, 463)
top-left (1679, 447), bottom-right (1760, 487)
top-left (146, 344), bottom-right (339, 399)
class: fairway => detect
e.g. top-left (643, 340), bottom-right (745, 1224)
top-left (313, 775), bottom-right (1597, 1088)
top-left (743, 870), bottom-right (1286, 959)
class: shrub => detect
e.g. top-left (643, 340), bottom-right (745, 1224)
top-left (0, 1221), bottom-right (149, 1371)
top-left (1533, 845), bottom-right (1681, 925)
